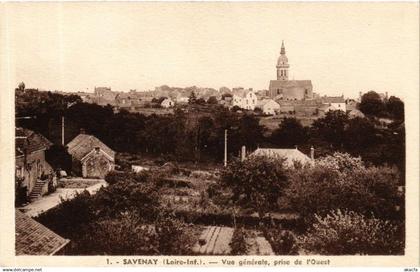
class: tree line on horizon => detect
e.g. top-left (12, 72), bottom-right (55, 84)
top-left (15, 85), bottom-right (405, 173)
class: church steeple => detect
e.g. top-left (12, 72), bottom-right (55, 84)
top-left (280, 40), bottom-right (286, 55)
top-left (277, 41), bottom-right (289, 81)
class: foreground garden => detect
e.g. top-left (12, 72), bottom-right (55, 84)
top-left (36, 152), bottom-right (405, 255)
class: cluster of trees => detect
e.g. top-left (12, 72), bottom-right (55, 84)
top-left (358, 91), bottom-right (404, 120)
top-left (16, 88), bottom-right (265, 163)
top-left (270, 111), bottom-right (405, 172)
top-left (16, 87), bottom-right (404, 172)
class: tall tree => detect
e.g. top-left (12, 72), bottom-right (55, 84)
top-left (311, 110), bottom-right (349, 148)
top-left (358, 91), bottom-right (385, 116)
top-left (271, 117), bottom-right (307, 147)
top-left (386, 96), bottom-right (404, 120)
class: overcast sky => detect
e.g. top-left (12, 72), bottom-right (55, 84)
top-left (5, 2), bottom-right (419, 99)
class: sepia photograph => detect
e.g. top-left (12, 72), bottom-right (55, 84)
top-left (0, 1), bottom-right (419, 268)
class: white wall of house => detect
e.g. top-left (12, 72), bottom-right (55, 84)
top-left (325, 102), bottom-right (346, 112)
top-left (161, 98), bottom-right (174, 108)
top-left (261, 100), bottom-right (280, 115)
top-left (232, 91), bottom-right (258, 110)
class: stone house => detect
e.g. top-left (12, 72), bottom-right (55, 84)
top-left (67, 133), bottom-right (115, 178)
top-left (15, 128), bottom-right (55, 202)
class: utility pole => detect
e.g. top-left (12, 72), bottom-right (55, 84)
top-left (61, 101), bottom-right (76, 146)
top-left (224, 129), bottom-right (227, 167)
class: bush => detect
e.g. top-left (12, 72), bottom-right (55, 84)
top-left (94, 180), bottom-right (159, 220)
top-left (155, 214), bottom-right (192, 255)
top-left (104, 170), bottom-right (129, 185)
top-left (220, 157), bottom-right (288, 217)
top-left (263, 228), bottom-right (298, 255)
top-left (298, 209), bottom-right (404, 255)
top-left (36, 191), bottom-right (95, 237)
top-left (72, 212), bottom-right (159, 255)
top-left (316, 152), bottom-right (364, 174)
top-left (230, 227), bottom-right (248, 255)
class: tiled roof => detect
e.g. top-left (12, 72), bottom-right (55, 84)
top-left (232, 89), bottom-right (254, 98)
top-left (15, 210), bottom-right (69, 255)
top-left (250, 148), bottom-right (311, 166)
top-left (269, 80), bottom-right (312, 90)
top-left (67, 134), bottom-right (115, 161)
top-left (15, 128), bottom-right (52, 155)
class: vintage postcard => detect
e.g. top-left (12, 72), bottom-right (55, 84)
top-left (0, 1), bottom-right (419, 269)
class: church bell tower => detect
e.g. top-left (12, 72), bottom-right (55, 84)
top-left (276, 41), bottom-right (289, 81)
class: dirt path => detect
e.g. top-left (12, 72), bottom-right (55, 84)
top-left (19, 179), bottom-right (107, 217)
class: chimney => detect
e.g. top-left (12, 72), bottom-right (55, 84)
top-left (310, 146), bottom-right (315, 160)
top-left (80, 128), bottom-right (86, 134)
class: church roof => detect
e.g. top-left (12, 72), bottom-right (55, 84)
top-left (67, 133), bottom-right (115, 161)
top-left (269, 80), bottom-right (312, 90)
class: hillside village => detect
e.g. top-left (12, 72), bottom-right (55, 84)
top-left (14, 43), bottom-right (405, 256)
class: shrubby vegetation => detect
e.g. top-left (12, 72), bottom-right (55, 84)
top-left (221, 152), bottom-right (404, 255)
top-left (36, 170), bottom-right (195, 255)
top-left (283, 152), bottom-right (402, 221)
top-left (263, 228), bottom-right (298, 255)
top-left (220, 157), bottom-right (288, 218)
top-left (229, 227), bottom-right (249, 255)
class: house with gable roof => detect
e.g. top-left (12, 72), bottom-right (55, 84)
top-left (232, 88), bottom-right (258, 110)
top-left (256, 99), bottom-right (280, 115)
top-left (15, 127), bottom-right (55, 202)
top-left (66, 131), bottom-right (115, 178)
top-left (320, 95), bottom-right (346, 112)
